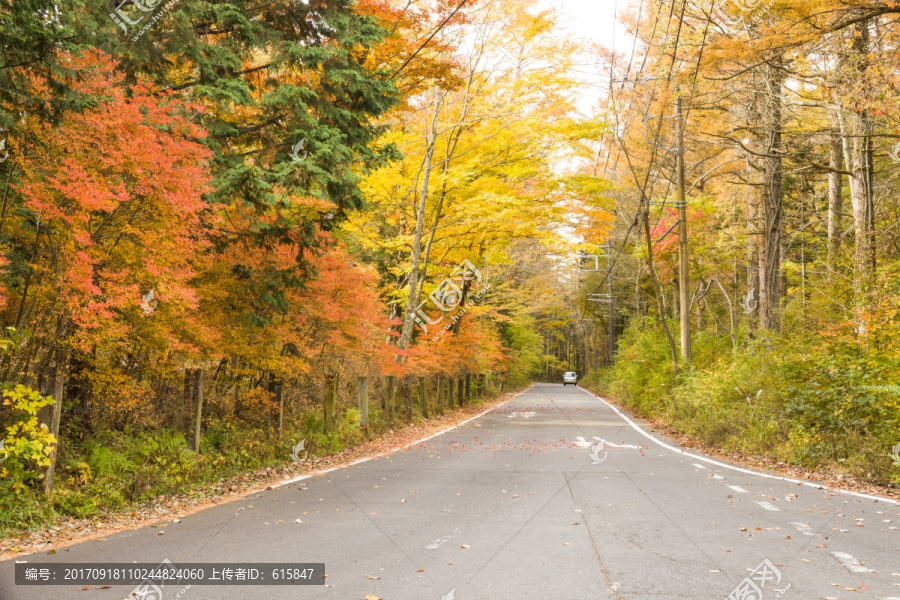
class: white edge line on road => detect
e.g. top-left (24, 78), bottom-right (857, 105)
top-left (581, 388), bottom-right (900, 506)
top-left (259, 385), bottom-right (532, 492)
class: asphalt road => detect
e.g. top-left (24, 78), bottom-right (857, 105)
top-left (2, 383), bottom-right (899, 600)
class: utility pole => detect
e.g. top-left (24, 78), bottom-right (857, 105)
top-left (605, 241), bottom-right (615, 363)
top-left (584, 242), bottom-right (616, 365)
top-left (676, 95), bottom-right (691, 363)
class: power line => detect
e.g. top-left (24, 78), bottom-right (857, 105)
top-left (589, 0), bottom-right (700, 301)
top-left (390, 0), bottom-right (471, 80)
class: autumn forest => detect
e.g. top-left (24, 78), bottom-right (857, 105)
top-left (0, 0), bottom-right (899, 537)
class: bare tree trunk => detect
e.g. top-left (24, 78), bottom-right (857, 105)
top-left (398, 85), bottom-right (441, 353)
top-left (850, 33), bottom-right (876, 290)
top-left (757, 60), bottom-right (785, 332)
top-left (827, 121), bottom-right (844, 260)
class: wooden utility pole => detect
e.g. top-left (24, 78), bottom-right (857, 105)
top-left (676, 96), bottom-right (691, 364)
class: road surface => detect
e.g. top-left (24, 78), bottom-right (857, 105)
top-left (2, 383), bottom-right (899, 599)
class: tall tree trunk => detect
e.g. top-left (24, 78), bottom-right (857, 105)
top-left (757, 59), bottom-right (785, 332)
top-left (827, 120), bottom-right (844, 261)
top-left (398, 85), bottom-right (441, 353)
top-left (846, 20), bottom-right (876, 290)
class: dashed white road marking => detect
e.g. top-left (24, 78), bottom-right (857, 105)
top-left (508, 411), bottom-right (536, 419)
top-left (831, 551), bottom-right (875, 573)
top-left (581, 388), bottom-right (900, 506)
top-left (426, 527), bottom-right (460, 549)
top-left (791, 522), bottom-right (816, 536)
top-left (692, 463), bottom-right (707, 470)
top-left (711, 474), bottom-right (724, 480)
top-left (754, 501), bottom-right (781, 512)
top-left (728, 485), bottom-right (749, 494)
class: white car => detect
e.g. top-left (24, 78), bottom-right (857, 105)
top-left (563, 372), bottom-right (577, 386)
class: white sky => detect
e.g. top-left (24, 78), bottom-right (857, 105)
top-left (543, 0), bottom-right (633, 115)
top-left (553, 0), bottom-right (623, 49)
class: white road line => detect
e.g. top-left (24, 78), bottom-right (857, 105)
top-left (692, 463), bottom-right (707, 470)
top-left (791, 522), bottom-right (816, 536)
top-left (831, 551), bottom-right (875, 573)
top-left (728, 485), bottom-right (749, 494)
top-left (754, 501), bottom-right (781, 512)
top-left (580, 388), bottom-right (900, 506)
top-left (425, 527), bottom-right (460, 549)
top-left (593, 436), bottom-right (642, 450)
top-left (711, 474), bottom-right (724, 480)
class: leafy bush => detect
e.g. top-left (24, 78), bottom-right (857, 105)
top-left (588, 315), bottom-right (900, 485)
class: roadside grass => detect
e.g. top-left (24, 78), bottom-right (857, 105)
top-left (580, 318), bottom-right (900, 487)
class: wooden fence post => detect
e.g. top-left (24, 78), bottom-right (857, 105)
top-left (192, 368), bottom-right (204, 452)
top-left (183, 369), bottom-right (196, 443)
top-left (418, 376), bottom-right (427, 418)
top-left (41, 348), bottom-right (66, 494)
top-left (270, 378), bottom-right (283, 440)
top-left (404, 377), bottom-right (413, 421)
top-left (324, 375), bottom-right (337, 433)
top-left (386, 375), bottom-right (395, 427)
top-left (357, 376), bottom-right (368, 430)
top-left (436, 376), bottom-right (444, 415)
